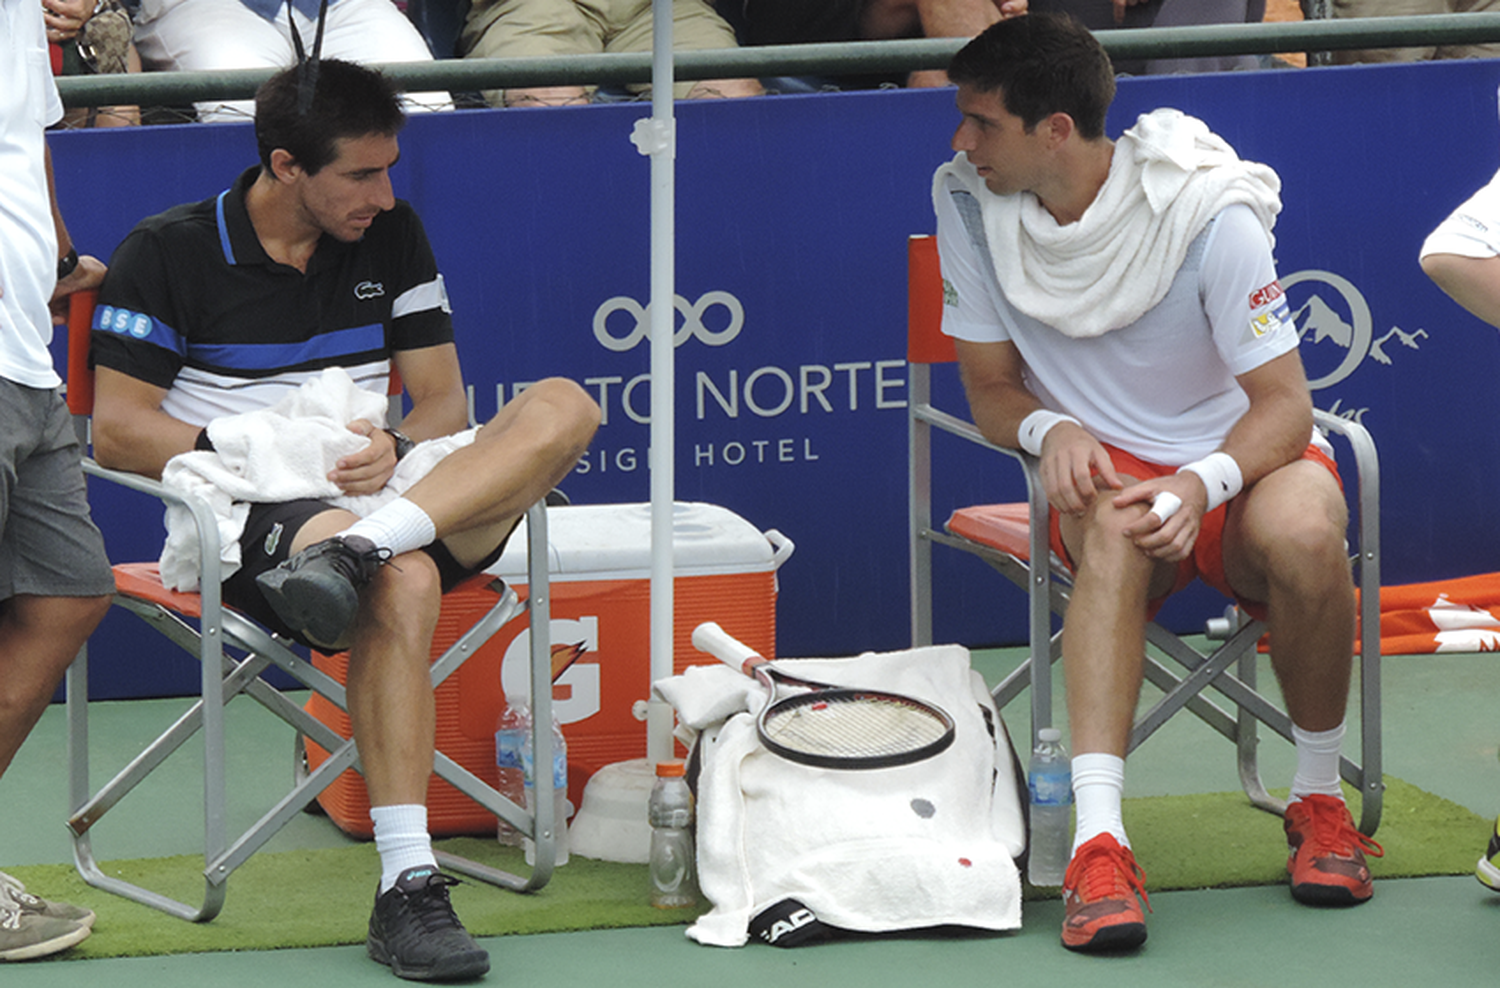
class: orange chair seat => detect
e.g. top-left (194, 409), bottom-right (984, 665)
top-left (946, 503), bottom-right (1034, 561)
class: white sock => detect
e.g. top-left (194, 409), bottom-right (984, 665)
top-left (342, 497), bottom-right (437, 558)
top-left (1289, 722), bottom-right (1346, 802)
top-left (371, 804), bottom-right (436, 893)
top-left (1071, 752), bottom-right (1129, 853)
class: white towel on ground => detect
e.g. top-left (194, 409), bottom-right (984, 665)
top-left (933, 107), bottom-right (1282, 338)
top-left (654, 645), bottom-right (1025, 947)
top-left (157, 367), bottom-right (476, 590)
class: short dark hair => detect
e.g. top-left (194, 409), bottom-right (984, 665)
top-left (254, 58), bottom-right (406, 175)
top-left (948, 13), bottom-right (1115, 141)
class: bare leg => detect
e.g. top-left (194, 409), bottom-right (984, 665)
top-left (0, 594), bottom-right (112, 778)
top-left (1222, 459), bottom-right (1354, 732)
top-left (400, 376), bottom-right (598, 570)
top-left (1056, 477), bottom-right (1178, 757)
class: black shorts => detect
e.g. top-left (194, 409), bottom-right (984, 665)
top-left (222, 499), bottom-right (511, 648)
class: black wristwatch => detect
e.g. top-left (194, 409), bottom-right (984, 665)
top-left (384, 428), bottom-right (415, 461)
top-left (57, 247), bottom-right (80, 282)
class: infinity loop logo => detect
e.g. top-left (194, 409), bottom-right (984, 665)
top-left (593, 292), bottom-right (744, 352)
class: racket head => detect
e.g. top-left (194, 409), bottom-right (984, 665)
top-left (756, 687), bottom-right (956, 770)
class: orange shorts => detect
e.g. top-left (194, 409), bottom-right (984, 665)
top-left (1047, 443), bottom-right (1341, 622)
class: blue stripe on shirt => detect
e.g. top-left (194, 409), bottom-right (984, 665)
top-left (188, 323), bottom-right (385, 371)
top-left (94, 304), bottom-right (186, 357)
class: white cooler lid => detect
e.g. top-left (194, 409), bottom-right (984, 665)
top-left (486, 502), bottom-right (791, 582)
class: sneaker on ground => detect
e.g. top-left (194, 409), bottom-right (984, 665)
top-left (255, 535), bottom-right (389, 651)
top-left (1476, 815), bottom-right (1500, 892)
top-left (367, 865), bottom-right (489, 982)
top-left (0, 872), bottom-right (94, 929)
top-left (0, 883), bottom-right (89, 962)
top-left (1284, 793), bottom-right (1383, 905)
top-left (1060, 833), bottom-right (1150, 952)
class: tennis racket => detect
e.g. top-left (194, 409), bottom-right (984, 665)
top-left (690, 622), bottom-right (956, 771)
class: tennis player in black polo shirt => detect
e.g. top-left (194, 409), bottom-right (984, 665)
top-left (91, 59), bottom-right (599, 982)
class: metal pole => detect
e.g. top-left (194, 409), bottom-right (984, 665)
top-left (633, 0), bottom-right (677, 766)
top-left (57, 14), bottom-right (1500, 107)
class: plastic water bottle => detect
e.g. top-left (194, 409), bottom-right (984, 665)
top-left (648, 760), bottom-right (697, 909)
top-left (494, 701), bottom-right (530, 847)
top-left (1027, 727), bottom-right (1072, 887)
top-left (522, 710), bottom-right (569, 866)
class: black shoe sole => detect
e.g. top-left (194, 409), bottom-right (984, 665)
top-left (367, 936), bottom-right (491, 982)
top-left (1063, 921), bottom-right (1148, 953)
top-left (256, 567), bottom-right (359, 651)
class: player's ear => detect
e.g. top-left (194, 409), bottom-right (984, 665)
top-left (1043, 112), bottom-right (1075, 148)
top-left (268, 148), bottom-right (303, 183)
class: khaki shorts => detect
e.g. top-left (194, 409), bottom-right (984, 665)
top-left (461, 0), bottom-right (741, 98)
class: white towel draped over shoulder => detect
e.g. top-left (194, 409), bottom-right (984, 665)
top-left (933, 107), bottom-right (1282, 338)
top-left (654, 645), bottom-right (1025, 947)
top-left (157, 367), bottom-right (477, 591)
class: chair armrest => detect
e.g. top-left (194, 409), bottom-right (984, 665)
top-left (82, 457), bottom-right (224, 609)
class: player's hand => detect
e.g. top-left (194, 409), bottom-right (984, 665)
top-left (329, 418), bottom-right (398, 495)
top-left (1115, 473), bottom-right (1206, 562)
top-left (997, 0), bottom-right (1027, 18)
top-left (49, 253), bottom-right (106, 325)
top-left (1037, 421), bottom-right (1122, 517)
top-left (1112, 0), bottom-right (1151, 23)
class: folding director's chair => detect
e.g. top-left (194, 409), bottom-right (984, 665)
top-left (63, 292), bottom-right (562, 921)
top-left (905, 235), bottom-right (1383, 835)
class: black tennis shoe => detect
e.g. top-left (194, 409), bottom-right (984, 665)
top-left (367, 866), bottom-right (489, 982)
top-left (255, 534), bottom-right (389, 651)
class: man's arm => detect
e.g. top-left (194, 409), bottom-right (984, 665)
top-left (44, 143), bottom-right (106, 322)
top-left (92, 367), bottom-right (203, 479)
top-left (954, 336), bottom-right (1121, 516)
top-left (1421, 253), bottom-right (1500, 329)
top-left (1117, 349), bottom-right (1314, 561)
top-left (327, 342), bottom-right (469, 495)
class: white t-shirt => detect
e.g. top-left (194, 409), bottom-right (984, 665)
top-left (936, 177), bottom-right (1301, 465)
top-left (0, 0), bottom-right (67, 390)
top-left (1420, 165), bottom-right (1500, 261)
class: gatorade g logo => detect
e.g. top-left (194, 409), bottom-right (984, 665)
top-left (500, 617), bottom-right (599, 725)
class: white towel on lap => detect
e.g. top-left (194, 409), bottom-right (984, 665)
top-left (933, 107), bottom-right (1282, 338)
top-left (158, 367), bottom-right (476, 590)
top-left (655, 645), bottom-right (1025, 947)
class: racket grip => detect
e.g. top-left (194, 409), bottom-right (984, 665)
top-left (691, 621), bottom-right (763, 673)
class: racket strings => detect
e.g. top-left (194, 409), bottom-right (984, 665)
top-left (761, 694), bottom-right (949, 759)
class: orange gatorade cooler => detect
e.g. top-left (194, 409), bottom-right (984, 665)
top-left (304, 502), bottom-right (792, 837)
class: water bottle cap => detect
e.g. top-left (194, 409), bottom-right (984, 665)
top-left (655, 759), bottom-right (686, 777)
top-left (1038, 727), bottom-right (1062, 742)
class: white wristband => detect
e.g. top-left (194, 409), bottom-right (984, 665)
top-left (1017, 409), bottom-right (1081, 457)
top-left (1178, 452), bottom-right (1243, 513)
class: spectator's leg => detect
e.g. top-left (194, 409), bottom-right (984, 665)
top-left (1330, 0), bottom-right (1441, 63)
top-left (133, 0), bottom-right (292, 121)
top-left (315, 0), bottom-right (453, 111)
top-left (860, 0), bottom-right (1006, 87)
top-left (612, 0), bottom-right (763, 99)
top-left (461, 0), bottom-right (598, 106)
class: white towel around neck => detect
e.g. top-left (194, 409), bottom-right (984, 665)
top-left (933, 107), bottom-right (1282, 338)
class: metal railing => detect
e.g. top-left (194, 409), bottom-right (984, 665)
top-left (55, 12), bottom-right (1500, 109)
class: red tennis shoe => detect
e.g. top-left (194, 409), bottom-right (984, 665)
top-left (1284, 794), bottom-right (1383, 905)
top-left (1060, 834), bottom-right (1150, 952)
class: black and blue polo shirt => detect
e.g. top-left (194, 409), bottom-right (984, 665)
top-left (93, 166), bottom-right (454, 426)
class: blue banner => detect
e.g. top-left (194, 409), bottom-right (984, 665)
top-left (48, 56), bottom-right (1500, 698)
